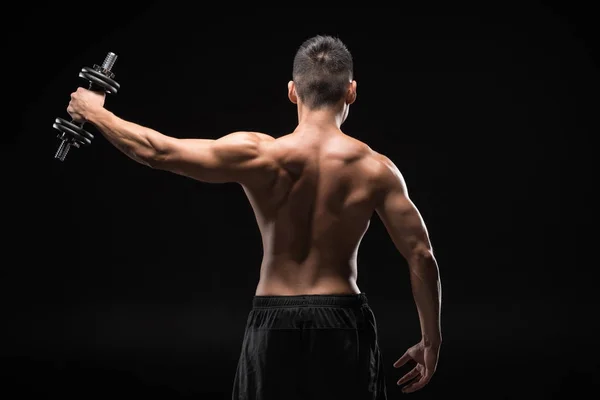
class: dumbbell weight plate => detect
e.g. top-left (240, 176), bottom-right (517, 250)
top-left (52, 117), bottom-right (94, 146)
top-left (79, 67), bottom-right (121, 95)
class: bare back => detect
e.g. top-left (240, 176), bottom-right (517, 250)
top-left (242, 129), bottom-right (386, 296)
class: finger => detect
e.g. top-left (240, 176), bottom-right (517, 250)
top-left (402, 372), bottom-right (431, 393)
top-left (393, 351), bottom-right (411, 368)
top-left (397, 366), bottom-right (419, 385)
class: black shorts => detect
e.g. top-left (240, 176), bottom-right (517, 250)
top-left (231, 293), bottom-right (387, 400)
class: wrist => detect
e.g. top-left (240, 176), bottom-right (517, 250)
top-left (421, 334), bottom-right (442, 348)
top-left (86, 107), bottom-right (110, 124)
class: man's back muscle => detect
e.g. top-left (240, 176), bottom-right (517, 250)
top-left (242, 129), bottom-right (387, 296)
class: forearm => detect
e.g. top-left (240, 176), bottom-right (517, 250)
top-left (407, 251), bottom-right (442, 347)
top-left (87, 108), bottom-right (168, 166)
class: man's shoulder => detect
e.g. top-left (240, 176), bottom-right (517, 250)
top-left (339, 137), bottom-right (393, 171)
top-left (239, 131), bottom-right (276, 142)
top-left (325, 136), bottom-right (398, 188)
top-left (347, 144), bottom-right (402, 194)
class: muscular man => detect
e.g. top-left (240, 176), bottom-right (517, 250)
top-left (67, 35), bottom-right (442, 399)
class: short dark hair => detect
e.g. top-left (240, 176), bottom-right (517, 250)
top-left (292, 35), bottom-right (353, 109)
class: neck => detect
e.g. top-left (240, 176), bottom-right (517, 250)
top-left (296, 102), bottom-right (347, 131)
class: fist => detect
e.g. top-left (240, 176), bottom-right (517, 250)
top-left (67, 87), bottom-right (106, 122)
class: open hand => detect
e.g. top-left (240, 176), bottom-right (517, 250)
top-left (394, 340), bottom-right (440, 394)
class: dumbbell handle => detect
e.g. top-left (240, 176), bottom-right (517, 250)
top-left (54, 52), bottom-right (119, 161)
top-left (68, 51), bottom-right (118, 125)
top-left (54, 80), bottom-right (94, 161)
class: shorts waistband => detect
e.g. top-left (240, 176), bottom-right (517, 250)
top-left (252, 292), bottom-right (368, 308)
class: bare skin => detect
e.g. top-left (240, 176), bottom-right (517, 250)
top-left (67, 79), bottom-right (442, 394)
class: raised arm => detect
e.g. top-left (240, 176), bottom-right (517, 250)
top-left (70, 88), bottom-right (277, 186)
top-left (375, 155), bottom-right (442, 348)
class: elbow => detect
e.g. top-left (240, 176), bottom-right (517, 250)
top-left (132, 131), bottom-right (173, 169)
top-left (407, 247), bottom-right (439, 282)
top-left (143, 150), bottom-right (167, 169)
top-left (138, 140), bottom-right (171, 169)
top-left (407, 245), bottom-right (436, 266)
top-left (129, 148), bottom-right (162, 168)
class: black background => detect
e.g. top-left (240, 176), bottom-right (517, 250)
top-left (8, 3), bottom-right (598, 399)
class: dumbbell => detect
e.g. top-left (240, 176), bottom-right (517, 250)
top-left (52, 52), bottom-right (121, 161)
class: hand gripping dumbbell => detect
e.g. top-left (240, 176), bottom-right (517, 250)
top-left (52, 52), bottom-right (121, 161)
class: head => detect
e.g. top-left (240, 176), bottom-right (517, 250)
top-left (288, 35), bottom-right (356, 122)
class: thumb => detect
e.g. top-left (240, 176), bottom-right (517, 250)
top-left (393, 351), bottom-right (411, 368)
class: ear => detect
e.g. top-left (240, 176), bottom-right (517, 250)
top-left (346, 80), bottom-right (357, 105)
top-left (288, 81), bottom-right (298, 104)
